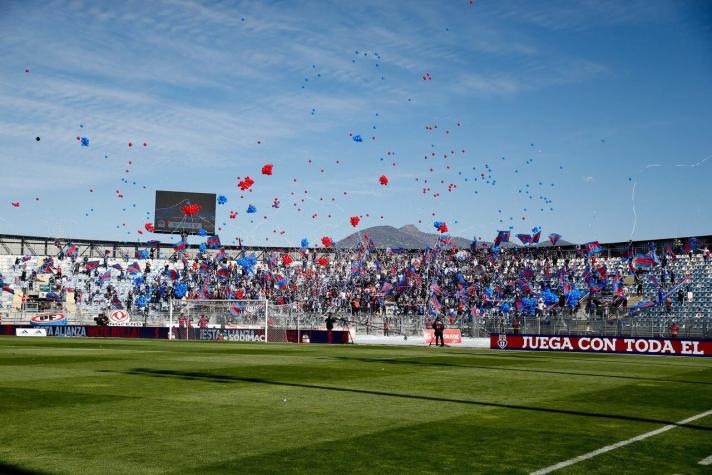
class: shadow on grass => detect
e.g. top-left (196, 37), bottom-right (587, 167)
top-left (111, 368), bottom-right (712, 432)
top-left (0, 461), bottom-right (46, 474)
top-left (328, 355), bottom-right (712, 385)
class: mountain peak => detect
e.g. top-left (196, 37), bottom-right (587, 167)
top-left (399, 224), bottom-right (421, 234)
top-left (336, 223), bottom-right (472, 249)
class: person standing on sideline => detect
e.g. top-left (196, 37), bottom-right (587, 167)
top-left (432, 316), bottom-right (445, 347)
top-left (178, 313), bottom-right (186, 339)
top-left (325, 314), bottom-right (335, 344)
top-left (383, 317), bottom-right (389, 336)
top-left (512, 315), bottom-right (521, 335)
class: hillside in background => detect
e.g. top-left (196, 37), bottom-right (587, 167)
top-left (336, 224), bottom-right (574, 249)
top-left (336, 224), bottom-right (473, 249)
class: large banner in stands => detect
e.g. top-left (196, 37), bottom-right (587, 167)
top-left (1, 325), bottom-right (169, 339)
top-left (423, 329), bottom-right (462, 345)
top-left (490, 334), bottom-right (712, 357)
top-left (30, 312), bottom-right (67, 326)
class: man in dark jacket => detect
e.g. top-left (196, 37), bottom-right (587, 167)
top-left (325, 315), bottom-right (335, 344)
top-left (432, 316), bottom-right (445, 347)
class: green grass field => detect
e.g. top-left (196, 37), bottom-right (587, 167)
top-left (1, 337), bottom-right (711, 474)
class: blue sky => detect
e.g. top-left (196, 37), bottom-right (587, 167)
top-left (0, 0), bottom-right (710, 246)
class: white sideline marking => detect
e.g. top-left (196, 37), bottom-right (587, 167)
top-left (700, 454), bottom-right (712, 466)
top-left (531, 409), bottom-right (712, 475)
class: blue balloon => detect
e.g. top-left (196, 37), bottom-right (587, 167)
top-left (173, 283), bottom-right (187, 299)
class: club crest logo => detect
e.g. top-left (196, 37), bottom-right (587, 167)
top-left (497, 334), bottom-right (508, 349)
top-left (110, 310), bottom-right (129, 324)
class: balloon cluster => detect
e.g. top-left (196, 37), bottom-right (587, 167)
top-left (238, 176), bottom-right (255, 191)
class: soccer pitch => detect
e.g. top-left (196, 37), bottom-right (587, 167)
top-left (1, 338), bottom-right (711, 474)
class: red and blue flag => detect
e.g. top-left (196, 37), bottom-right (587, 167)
top-left (584, 241), bottom-right (603, 255)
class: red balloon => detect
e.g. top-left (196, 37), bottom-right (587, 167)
top-left (261, 164), bottom-right (273, 175)
top-left (144, 223), bottom-right (155, 233)
top-left (321, 236), bottom-right (333, 248)
top-left (378, 175), bottom-right (389, 186)
top-left (238, 176), bottom-right (255, 191)
top-left (349, 216), bottom-right (360, 227)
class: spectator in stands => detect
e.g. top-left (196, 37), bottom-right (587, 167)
top-left (664, 296), bottom-right (672, 315)
top-left (351, 297), bottom-right (360, 316)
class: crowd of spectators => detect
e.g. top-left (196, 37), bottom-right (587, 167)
top-left (1, 238), bottom-right (709, 326)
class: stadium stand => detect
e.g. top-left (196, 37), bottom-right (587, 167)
top-left (0, 233), bottom-right (710, 338)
